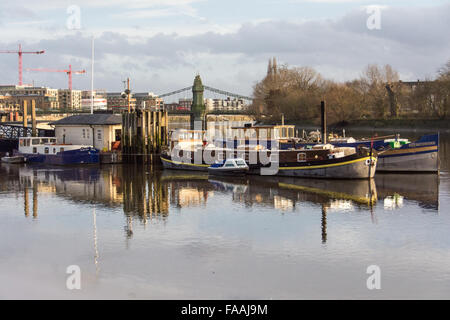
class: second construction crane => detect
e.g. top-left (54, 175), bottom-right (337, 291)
top-left (27, 64), bottom-right (86, 90)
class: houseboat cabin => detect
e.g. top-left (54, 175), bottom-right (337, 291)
top-left (18, 137), bottom-right (99, 165)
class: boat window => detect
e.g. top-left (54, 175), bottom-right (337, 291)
top-left (19, 139), bottom-right (24, 147)
top-left (97, 130), bottom-right (102, 140)
top-left (32, 147), bottom-right (37, 154)
top-left (51, 139), bottom-right (57, 143)
top-left (225, 162), bottom-right (235, 167)
top-left (235, 159), bottom-right (247, 166)
top-left (82, 129), bottom-right (86, 139)
top-left (274, 129), bottom-right (280, 139)
top-left (41, 138), bottom-right (49, 144)
top-left (282, 128), bottom-right (287, 138)
top-left (53, 148), bottom-right (56, 154)
top-left (60, 148), bottom-right (64, 153)
top-left (32, 139), bottom-right (40, 145)
top-left (297, 153), bottom-right (306, 162)
top-left (289, 128), bottom-right (294, 137)
top-left (44, 147), bottom-right (49, 154)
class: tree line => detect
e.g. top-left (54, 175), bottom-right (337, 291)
top-left (249, 58), bottom-right (450, 124)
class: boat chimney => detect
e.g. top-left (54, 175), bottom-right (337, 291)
top-left (321, 100), bottom-right (327, 144)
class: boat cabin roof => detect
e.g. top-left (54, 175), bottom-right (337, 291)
top-left (211, 158), bottom-right (248, 168)
top-left (170, 129), bottom-right (206, 141)
top-left (229, 124), bottom-right (296, 139)
top-left (19, 137), bottom-right (57, 143)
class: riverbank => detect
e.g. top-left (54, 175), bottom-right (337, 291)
top-left (286, 119), bottom-right (450, 133)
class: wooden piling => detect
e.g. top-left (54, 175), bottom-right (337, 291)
top-left (121, 110), bottom-right (169, 162)
top-left (321, 100), bottom-right (327, 144)
top-left (31, 99), bottom-right (37, 137)
top-left (23, 100), bottom-right (28, 129)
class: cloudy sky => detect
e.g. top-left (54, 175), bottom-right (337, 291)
top-left (0, 0), bottom-right (449, 99)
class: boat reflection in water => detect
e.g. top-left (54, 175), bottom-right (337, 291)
top-left (375, 173), bottom-right (439, 211)
top-left (0, 163), bottom-right (439, 240)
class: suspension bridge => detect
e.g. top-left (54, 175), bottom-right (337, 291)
top-left (157, 85), bottom-right (253, 101)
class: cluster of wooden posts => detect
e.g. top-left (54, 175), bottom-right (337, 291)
top-left (121, 110), bottom-right (169, 162)
top-left (22, 100), bottom-right (38, 137)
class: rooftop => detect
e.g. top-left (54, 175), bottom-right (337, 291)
top-left (50, 114), bottom-right (122, 126)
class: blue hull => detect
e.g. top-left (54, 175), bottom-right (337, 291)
top-left (23, 147), bottom-right (100, 165)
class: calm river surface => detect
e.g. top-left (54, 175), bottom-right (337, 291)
top-left (1, 131), bottom-right (450, 299)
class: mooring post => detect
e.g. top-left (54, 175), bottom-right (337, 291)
top-left (31, 99), bottom-right (37, 137)
top-left (157, 111), bottom-right (162, 152)
top-left (147, 110), bottom-right (151, 154)
top-left (152, 111), bottom-right (156, 152)
top-left (321, 100), bottom-right (327, 144)
top-left (141, 111), bottom-right (147, 159)
top-left (165, 111), bottom-right (169, 146)
top-left (23, 100), bottom-right (28, 132)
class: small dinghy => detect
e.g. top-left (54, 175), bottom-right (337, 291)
top-left (1, 153), bottom-right (25, 164)
top-left (208, 158), bottom-right (249, 176)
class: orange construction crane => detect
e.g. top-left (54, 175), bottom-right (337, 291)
top-left (0, 44), bottom-right (45, 85)
top-left (26, 64), bottom-right (86, 90)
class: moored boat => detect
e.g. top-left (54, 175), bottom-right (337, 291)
top-left (161, 132), bottom-right (377, 179)
top-left (375, 134), bottom-right (439, 172)
top-left (18, 137), bottom-right (100, 165)
top-left (293, 133), bottom-right (439, 173)
top-left (1, 154), bottom-right (25, 164)
top-left (208, 158), bottom-right (249, 176)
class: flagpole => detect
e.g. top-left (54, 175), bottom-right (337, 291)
top-left (91, 36), bottom-right (95, 114)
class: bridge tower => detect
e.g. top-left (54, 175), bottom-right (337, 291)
top-left (191, 74), bottom-right (206, 129)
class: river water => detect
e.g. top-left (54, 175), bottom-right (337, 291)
top-left (0, 131), bottom-right (449, 299)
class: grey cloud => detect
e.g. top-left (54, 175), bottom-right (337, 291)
top-left (0, 3), bottom-right (448, 93)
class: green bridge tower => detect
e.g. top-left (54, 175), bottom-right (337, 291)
top-left (191, 74), bottom-right (206, 129)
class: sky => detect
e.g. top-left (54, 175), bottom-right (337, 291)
top-left (0, 0), bottom-right (449, 99)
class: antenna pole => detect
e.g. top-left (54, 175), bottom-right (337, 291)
top-left (91, 36), bottom-right (95, 114)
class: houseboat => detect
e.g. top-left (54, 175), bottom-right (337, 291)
top-left (298, 133), bottom-right (439, 172)
top-left (161, 129), bottom-right (377, 179)
top-left (224, 124), bottom-right (439, 173)
top-left (17, 137), bottom-right (100, 165)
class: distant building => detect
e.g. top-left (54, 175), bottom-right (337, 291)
top-left (134, 92), bottom-right (164, 111)
top-left (0, 85), bottom-right (59, 110)
top-left (58, 89), bottom-right (82, 110)
top-left (179, 98), bottom-right (192, 111)
top-left (81, 90), bottom-right (107, 111)
top-left (107, 92), bottom-right (137, 111)
top-left (50, 114), bottom-right (122, 152)
top-left (210, 97), bottom-right (245, 112)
